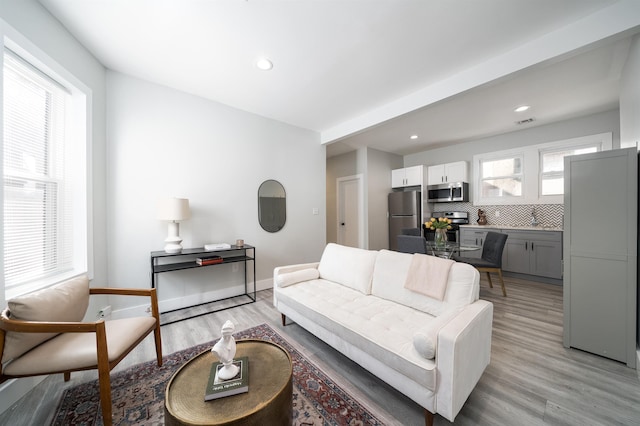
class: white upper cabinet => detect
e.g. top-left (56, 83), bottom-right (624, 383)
top-left (427, 161), bottom-right (468, 185)
top-left (391, 165), bottom-right (424, 188)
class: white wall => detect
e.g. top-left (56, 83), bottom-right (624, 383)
top-left (620, 34), bottom-right (640, 149)
top-left (366, 148), bottom-right (402, 250)
top-left (0, 0), bottom-right (107, 413)
top-left (326, 151), bottom-right (358, 244)
top-left (106, 72), bottom-right (326, 313)
top-left (325, 148), bottom-right (402, 248)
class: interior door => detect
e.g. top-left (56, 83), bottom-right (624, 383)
top-left (337, 175), bottom-right (363, 248)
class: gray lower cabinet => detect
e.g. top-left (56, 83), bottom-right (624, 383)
top-left (459, 228), bottom-right (492, 259)
top-left (460, 227), bottom-right (563, 279)
top-left (503, 230), bottom-right (563, 279)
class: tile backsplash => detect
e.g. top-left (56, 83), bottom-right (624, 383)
top-left (427, 202), bottom-right (564, 228)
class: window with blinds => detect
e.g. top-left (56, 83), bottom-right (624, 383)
top-left (3, 49), bottom-right (75, 289)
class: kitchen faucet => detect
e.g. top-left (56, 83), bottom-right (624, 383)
top-left (530, 207), bottom-right (538, 227)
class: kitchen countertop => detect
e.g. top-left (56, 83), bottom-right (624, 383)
top-left (459, 224), bottom-right (563, 232)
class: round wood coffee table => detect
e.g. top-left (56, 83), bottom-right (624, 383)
top-left (165, 339), bottom-right (292, 425)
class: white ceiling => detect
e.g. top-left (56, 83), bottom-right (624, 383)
top-left (38, 0), bottom-right (640, 157)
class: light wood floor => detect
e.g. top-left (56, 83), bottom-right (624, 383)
top-left (1, 275), bottom-right (640, 425)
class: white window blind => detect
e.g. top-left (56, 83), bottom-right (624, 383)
top-left (3, 49), bottom-right (74, 288)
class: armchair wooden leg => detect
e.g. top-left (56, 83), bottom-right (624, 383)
top-left (96, 323), bottom-right (113, 426)
top-left (154, 327), bottom-right (163, 367)
top-left (281, 313), bottom-right (287, 327)
top-left (425, 409), bottom-right (434, 426)
top-left (98, 369), bottom-right (113, 426)
top-left (63, 372), bottom-right (70, 382)
top-left (150, 288), bottom-right (163, 366)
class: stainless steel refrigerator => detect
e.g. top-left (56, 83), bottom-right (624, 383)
top-left (388, 191), bottom-right (421, 251)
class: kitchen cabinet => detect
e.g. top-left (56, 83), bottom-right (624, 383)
top-left (502, 230), bottom-right (562, 279)
top-left (427, 161), bottom-right (468, 185)
top-left (564, 148), bottom-right (637, 367)
top-left (459, 227), bottom-right (495, 259)
top-left (392, 165), bottom-right (425, 188)
top-left (460, 226), bottom-right (562, 279)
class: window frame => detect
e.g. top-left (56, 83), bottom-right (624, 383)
top-left (1, 33), bottom-right (92, 302)
top-left (473, 133), bottom-right (612, 206)
top-left (539, 142), bottom-right (601, 199)
top-left (478, 153), bottom-right (525, 202)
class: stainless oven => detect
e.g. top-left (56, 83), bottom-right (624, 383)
top-left (423, 211), bottom-right (469, 242)
top-left (427, 182), bottom-right (468, 203)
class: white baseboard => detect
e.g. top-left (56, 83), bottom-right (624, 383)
top-left (111, 279), bottom-right (274, 319)
top-left (256, 277), bottom-right (273, 292)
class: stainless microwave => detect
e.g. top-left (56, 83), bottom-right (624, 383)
top-left (427, 182), bottom-right (469, 203)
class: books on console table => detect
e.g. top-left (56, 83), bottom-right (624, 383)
top-left (205, 356), bottom-right (249, 401)
top-left (196, 255), bottom-right (223, 266)
top-left (204, 243), bottom-right (232, 251)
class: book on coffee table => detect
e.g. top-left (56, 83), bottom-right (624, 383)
top-left (204, 356), bottom-right (249, 401)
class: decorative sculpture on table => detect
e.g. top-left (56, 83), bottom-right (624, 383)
top-left (477, 209), bottom-right (487, 225)
top-left (211, 320), bottom-right (239, 380)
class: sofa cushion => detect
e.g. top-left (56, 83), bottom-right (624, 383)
top-left (371, 250), bottom-right (479, 317)
top-left (4, 316), bottom-right (156, 375)
top-left (276, 278), bottom-right (438, 390)
top-left (276, 268), bottom-right (319, 288)
top-left (317, 243), bottom-right (378, 295)
top-left (2, 275), bottom-right (90, 363)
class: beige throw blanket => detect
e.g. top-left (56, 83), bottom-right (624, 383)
top-left (404, 254), bottom-right (454, 301)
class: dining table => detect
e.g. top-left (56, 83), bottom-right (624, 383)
top-left (425, 241), bottom-right (481, 259)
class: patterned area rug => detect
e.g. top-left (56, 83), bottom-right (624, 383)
top-left (51, 323), bottom-right (384, 425)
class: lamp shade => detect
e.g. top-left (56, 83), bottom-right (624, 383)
top-left (157, 197), bottom-right (190, 221)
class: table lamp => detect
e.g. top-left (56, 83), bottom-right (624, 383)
top-left (157, 197), bottom-right (190, 253)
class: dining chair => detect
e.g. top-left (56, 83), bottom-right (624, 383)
top-left (397, 235), bottom-right (428, 254)
top-left (453, 231), bottom-right (509, 296)
top-left (401, 227), bottom-right (422, 236)
top-left (0, 275), bottom-right (162, 426)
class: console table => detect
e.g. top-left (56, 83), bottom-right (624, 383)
top-left (150, 245), bottom-right (256, 325)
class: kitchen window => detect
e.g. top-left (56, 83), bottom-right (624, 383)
top-left (3, 44), bottom-right (89, 298)
top-left (474, 133), bottom-right (612, 205)
top-left (540, 145), bottom-right (599, 196)
top-left (479, 155), bottom-right (523, 199)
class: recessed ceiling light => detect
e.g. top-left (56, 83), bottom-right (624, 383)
top-left (256, 58), bottom-right (273, 71)
top-left (514, 105), bottom-right (530, 113)
top-left (410, 135), bottom-right (418, 140)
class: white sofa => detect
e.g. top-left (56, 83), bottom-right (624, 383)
top-left (273, 243), bottom-right (493, 425)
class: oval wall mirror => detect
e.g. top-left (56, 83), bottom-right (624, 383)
top-left (258, 180), bottom-right (286, 232)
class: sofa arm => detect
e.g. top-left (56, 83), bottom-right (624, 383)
top-left (273, 262), bottom-right (320, 306)
top-left (273, 262), bottom-right (320, 280)
top-left (435, 300), bottom-right (493, 422)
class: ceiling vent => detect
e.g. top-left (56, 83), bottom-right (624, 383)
top-left (516, 117), bottom-right (535, 125)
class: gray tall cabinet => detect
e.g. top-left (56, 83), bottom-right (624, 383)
top-left (563, 148), bottom-right (637, 368)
